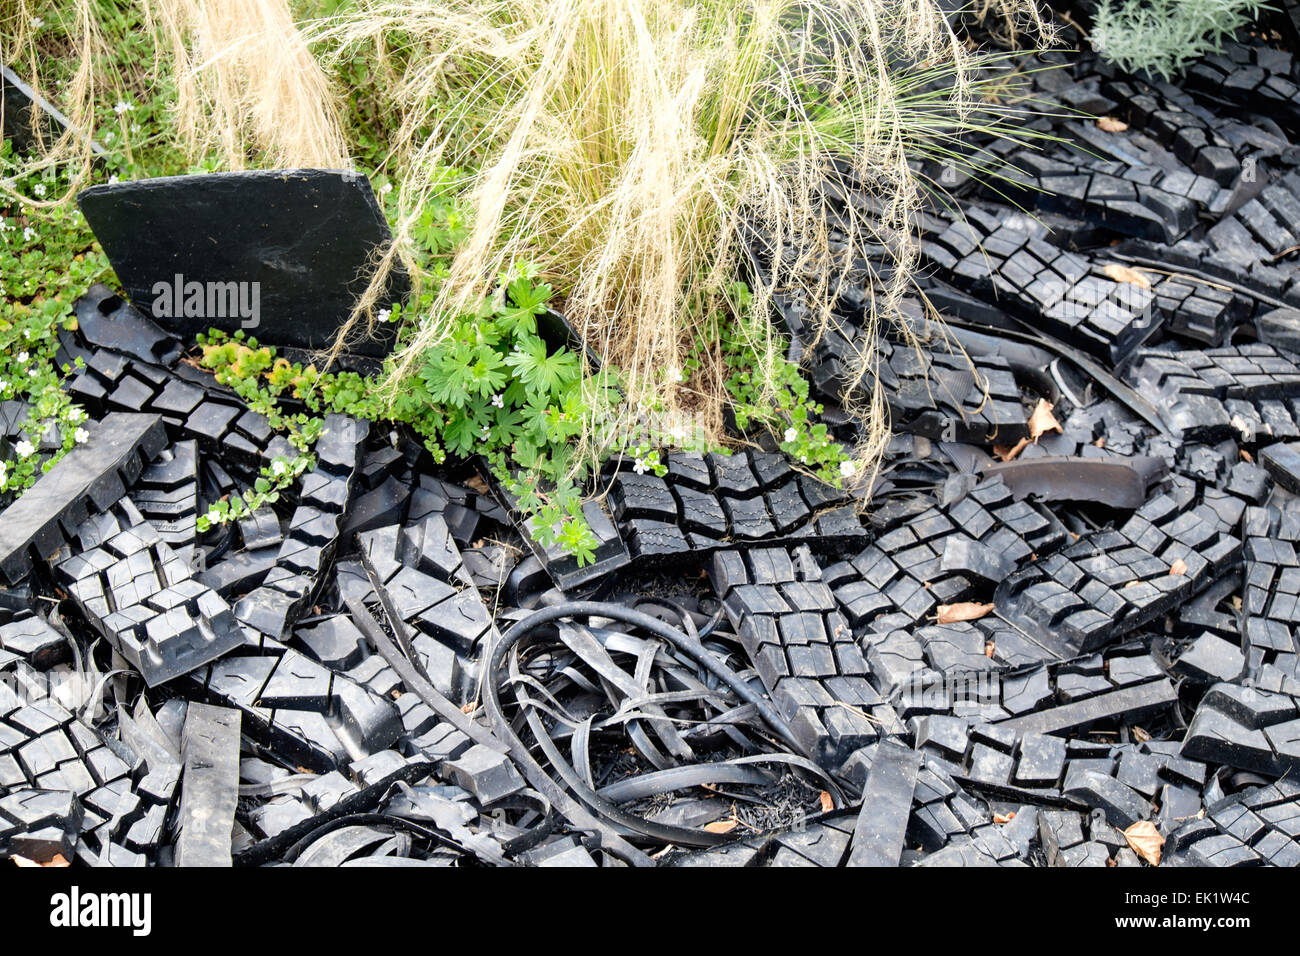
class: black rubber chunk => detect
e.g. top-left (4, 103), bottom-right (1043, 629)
top-left (73, 283), bottom-right (181, 367)
top-left (175, 703), bottom-right (241, 867)
top-left (129, 439), bottom-right (199, 568)
top-left (983, 455), bottom-right (1169, 509)
top-left (1166, 779), bottom-right (1300, 867)
top-left (0, 789), bottom-right (84, 862)
top-left (236, 414), bottom-right (368, 639)
top-left (847, 738), bottom-right (921, 867)
top-left (1242, 505), bottom-right (1300, 692)
top-left (0, 412), bottom-right (166, 584)
top-left (186, 645), bottom-right (402, 773)
top-left (709, 545), bottom-right (901, 768)
top-left (995, 478), bottom-right (1243, 654)
top-left (1181, 683), bottom-right (1300, 776)
top-left (77, 170), bottom-right (406, 356)
top-left (1125, 344), bottom-right (1300, 442)
top-left (1261, 442), bottom-right (1300, 493)
top-left (52, 503), bottom-right (246, 687)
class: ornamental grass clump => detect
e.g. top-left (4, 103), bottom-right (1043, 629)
top-left (311, 0), bottom-right (1053, 480)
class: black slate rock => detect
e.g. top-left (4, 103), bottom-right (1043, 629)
top-left (77, 169), bottom-right (406, 355)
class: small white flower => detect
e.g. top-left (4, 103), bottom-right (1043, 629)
top-left (206, 508), bottom-right (221, 524)
top-left (28, 367), bottom-right (39, 378)
top-left (799, 454), bottom-right (808, 464)
top-left (839, 459), bottom-right (856, 478)
top-left (490, 393), bottom-right (504, 409)
top-left (103, 131), bottom-right (114, 142)
top-left (633, 457), bottom-right (648, 475)
top-left (68, 407), bottom-right (85, 423)
top-left (14, 439), bottom-right (34, 458)
top-left (0, 380), bottom-right (7, 392)
top-left (0, 462), bottom-right (7, 486)
top-left (32, 183), bottom-right (46, 197)
top-left (31, 17), bottom-right (44, 29)
top-left (107, 174), bottom-right (119, 185)
top-left (22, 227), bottom-right (35, 243)
top-left (113, 100), bottom-right (134, 115)
top-left (16, 352), bottom-right (28, 364)
top-left (783, 427), bottom-right (798, 444)
top-left (479, 425), bottom-right (492, 440)
top-left (74, 427), bottom-right (89, 444)
top-left (376, 307), bottom-right (391, 323)
top-left (271, 459), bottom-right (286, 476)
top-left (379, 182), bottom-right (393, 195)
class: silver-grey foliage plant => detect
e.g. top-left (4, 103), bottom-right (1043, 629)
top-left (1091, 0), bottom-right (1268, 80)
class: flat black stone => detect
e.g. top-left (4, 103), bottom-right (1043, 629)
top-left (78, 170), bottom-right (406, 355)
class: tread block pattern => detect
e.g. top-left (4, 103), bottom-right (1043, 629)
top-left (183, 641), bottom-right (402, 774)
top-left (0, 664), bottom-right (174, 866)
top-left (0, 412), bottom-right (166, 585)
top-left (915, 703), bottom-right (1193, 808)
top-left (68, 347), bottom-right (291, 479)
top-left (808, 314), bottom-right (1033, 444)
top-left (129, 439), bottom-right (199, 568)
top-left (52, 502), bottom-right (244, 687)
top-left (1167, 780), bottom-right (1300, 867)
top-left (609, 450), bottom-right (867, 563)
top-left (922, 209), bottom-right (1162, 366)
top-left (1125, 343), bottom-right (1300, 442)
top-left (1184, 43), bottom-right (1300, 136)
top-left (1242, 505), bottom-right (1300, 693)
top-left (995, 478), bottom-right (1243, 654)
top-left (709, 546), bottom-right (900, 767)
top-left (235, 414), bottom-right (368, 639)
top-left (823, 476), bottom-right (1065, 635)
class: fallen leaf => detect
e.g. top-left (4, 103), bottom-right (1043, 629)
top-left (993, 811), bottom-right (1016, 824)
top-left (1097, 116), bottom-right (1129, 132)
top-left (1124, 821), bottom-right (1165, 866)
top-left (1028, 399), bottom-right (1063, 441)
top-left (1168, 558), bottom-right (1188, 576)
top-left (1094, 436), bottom-right (1107, 449)
top-left (461, 701), bottom-right (478, 714)
top-left (985, 641), bottom-right (996, 658)
top-left (1102, 262), bottom-right (1150, 289)
top-left (1123, 580), bottom-right (1141, 589)
top-left (993, 437), bottom-right (1031, 461)
top-left (43, 854), bottom-right (69, 867)
top-left (703, 819), bottom-right (737, 835)
top-left (1132, 726), bottom-right (1152, 743)
top-left (936, 602), bottom-right (994, 624)
top-left (819, 791), bottom-right (834, 813)
top-left (1232, 595), bottom-right (1243, 612)
top-left (11, 853), bottom-right (68, 867)
top-left (1240, 449), bottom-right (1254, 463)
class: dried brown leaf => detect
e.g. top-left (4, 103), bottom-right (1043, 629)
top-left (703, 819), bottom-right (737, 835)
top-left (1029, 399), bottom-right (1063, 441)
top-left (993, 437), bottom-right (1031, 462)
top-left (993, 811), bottom-right (1016, 824)
top-left (1097, 116), bottom-right (1129, 132)
top-left (936, 602), bottom-right (994, 624)
top-left (1102, 262), bottom-right (1150, 288)
top-left (1169, 558), bottom-right (1188, 576)
top-left (1124, 820), bottom-right (1165, 866)
top-left (819, 790), bottom-right (834, 813)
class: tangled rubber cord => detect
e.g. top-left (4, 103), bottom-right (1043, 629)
top-left (482, 601), bottom-right (841, 850)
